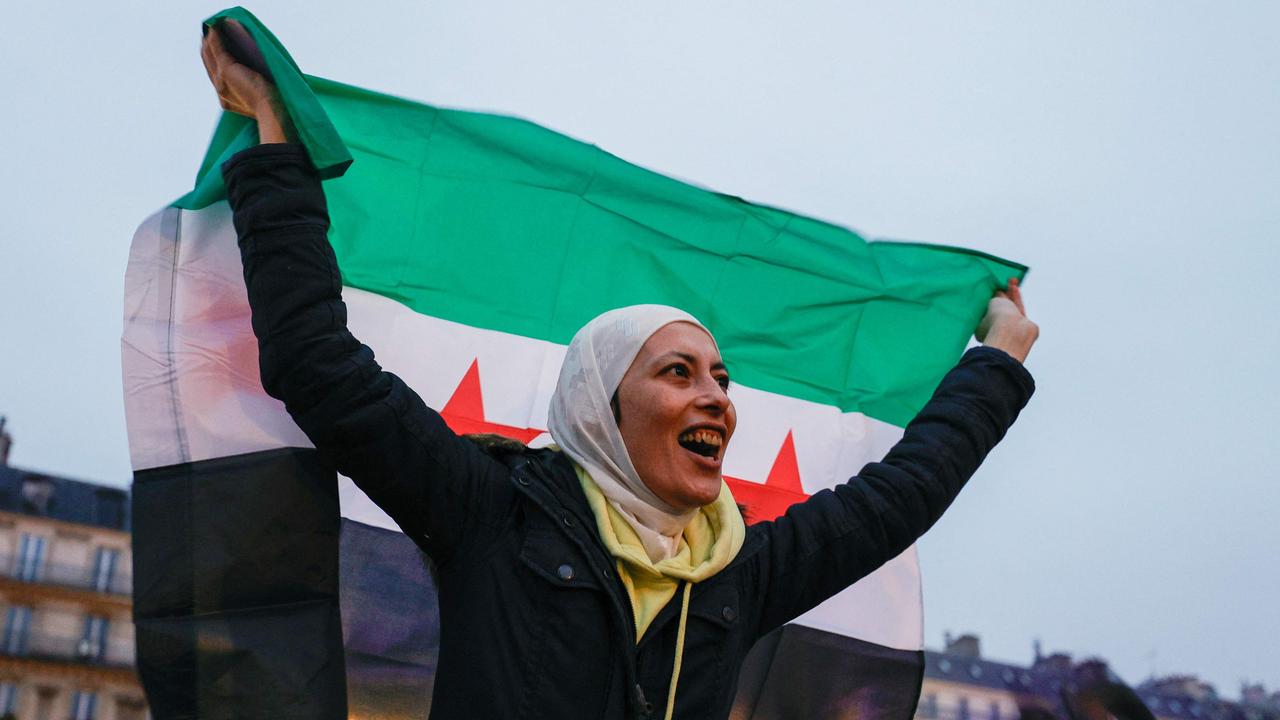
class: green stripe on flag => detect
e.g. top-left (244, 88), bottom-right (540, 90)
top-left (178, 11), bottom-right (1026, 428)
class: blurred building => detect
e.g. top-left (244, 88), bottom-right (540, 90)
top-left (1137, 675), bottom-right (1221, 720)
top-left (0, 455), bottom-right (144, 720)
top-left (918, 633), bottom-right (1280, 720)
top-left (1238, 684), bottom-right (1280, 720)
top-left (1139, 676), bottom-right (1280, 720)
top-left (916, 633), bottom-right (1058, 720)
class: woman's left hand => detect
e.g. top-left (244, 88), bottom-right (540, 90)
top-left (975, 277), bottom-right (1039, 363)
top-left (200, 20), bottom-right (291, 144)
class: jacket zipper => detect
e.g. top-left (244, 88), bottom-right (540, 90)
top-left (512, 457), bottom-right (650, 719)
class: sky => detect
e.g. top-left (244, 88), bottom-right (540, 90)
top-left (2, 0), bottom-right (1278, 698)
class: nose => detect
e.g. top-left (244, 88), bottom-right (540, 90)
top-left (695, 376), bottom-right (730, 416)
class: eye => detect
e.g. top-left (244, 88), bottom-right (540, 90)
top-left (716, 375), bottom-right (731, 392)
top-left (664, 363), bottom-right (690, 379)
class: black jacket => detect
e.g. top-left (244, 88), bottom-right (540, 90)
top-left (224, 143), bottom-right (1035, 720)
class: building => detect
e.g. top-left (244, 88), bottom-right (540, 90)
top-left (917, 633), bottom-right (1157, 720)
top-left (916, 633), bottom-right (1055, 720)
top-left (1238, 684), bottom-right (1280, 720)
top-left (0, 459), bottom-right (145, 720)
top-left (1138, 676), bottom-right (1280, 720)
top-left (917, 633), bottom-right (1280, 720)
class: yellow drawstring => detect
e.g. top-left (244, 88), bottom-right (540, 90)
top-left (662, 582), bottom-right (693, 720)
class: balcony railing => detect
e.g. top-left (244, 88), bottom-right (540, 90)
top-left (0, 630), bottom-right (134, 668)
top-left (0, 555), bottom-right (131, 596)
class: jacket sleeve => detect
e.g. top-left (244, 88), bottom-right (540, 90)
top-left (222, 143), bottom-right (511, 565)
top-left (750, 345), bottom-right (1035, 636)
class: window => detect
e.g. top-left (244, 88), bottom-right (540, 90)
top-left (19, 477), bottom-right (56, 516)
top-left (920, 693), bottom-right (938, 719)
top-left (990, 701), bottom-right (1001, 720)
top-left (91, 548), bottom-right (119, 593)
top-left (1, 607), bottom-right (31, 655)
top-left (14, 534), bottom-right (45, 582)
top-left (94, 490), bottom-right (125, 529)
top-left (959, 697), bottom-right (970, 720)
top-left (78, 615), bottom-right (109, 663)
top-left (0, 682), bottom-right (17, 716)
top-left (70, 690), bottom-right (97, 720)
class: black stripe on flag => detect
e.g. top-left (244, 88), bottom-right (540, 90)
top-left (132, 447), bottom-right (346, 719)
top-left (732, 624), bottom-right (925, 720)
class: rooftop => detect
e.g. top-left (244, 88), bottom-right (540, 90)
top-left (0, 464), bottom-right (130, 532)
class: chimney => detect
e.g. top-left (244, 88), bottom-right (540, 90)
top-left (1034, 652), bottom-right (1073, 674)
top-left (945, 633), bottom-right (982, 658)
top-left (0, 416), bottom-right (11, 466)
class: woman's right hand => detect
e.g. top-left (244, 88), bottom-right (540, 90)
top-left (200, 21), bottom-right (291, 143)
top-left (975, 277), bottom-right (1039, 364)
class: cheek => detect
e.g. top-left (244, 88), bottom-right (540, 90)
top-left (618, 388), bottom-right (674, 452)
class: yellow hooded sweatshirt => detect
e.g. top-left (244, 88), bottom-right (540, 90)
top-left (576, 464), bottom-right (746, 719)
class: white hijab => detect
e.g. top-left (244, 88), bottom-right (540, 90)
top-left (547, 305), bottom-right (717, 562)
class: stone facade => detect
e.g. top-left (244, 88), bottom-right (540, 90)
top-left (0, 464), bottom-right (145, 720)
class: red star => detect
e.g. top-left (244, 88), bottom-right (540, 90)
top-left (725, 430), bottom-right (810, 524)
top-left (440, 361), bottom-right (807, 524)
top-left (440, 359), bottom-right (544, 443)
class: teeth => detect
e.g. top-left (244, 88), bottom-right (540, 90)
top-left (679, 430), bottom-right (723, 446)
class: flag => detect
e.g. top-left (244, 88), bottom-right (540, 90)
top-left (123, 7), bottom-right (1027, 718)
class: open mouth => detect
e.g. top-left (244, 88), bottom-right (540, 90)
top-left (678, 427), bottom-right (724, 461)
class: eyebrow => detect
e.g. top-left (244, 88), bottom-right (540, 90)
top-left (657, 351), bottom-right (729, 374)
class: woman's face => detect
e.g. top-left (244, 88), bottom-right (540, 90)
top-left (615, 322), bottom-right (736, 511)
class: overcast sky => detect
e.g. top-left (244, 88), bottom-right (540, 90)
top-left (2, 0), bottom-right (1277, 697)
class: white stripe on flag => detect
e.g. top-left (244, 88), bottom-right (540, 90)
top-left (124, 202), bottom-right (924, 651)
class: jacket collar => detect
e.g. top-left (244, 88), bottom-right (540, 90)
top-left (516, 449), bottom-right (603, 533)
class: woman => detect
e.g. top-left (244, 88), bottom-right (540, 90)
top-left (203, 24), bottom-right (1038, 720)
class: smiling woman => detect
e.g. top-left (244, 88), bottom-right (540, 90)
top-left (548, 306), bottom-right (740, 564)
top-left (194, 17), bottom-right (1038, 720)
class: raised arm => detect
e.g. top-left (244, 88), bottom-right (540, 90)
top-left (203, 23), bottom-right (512, 564)
top-left (751, 281), bottom-right (1038, 636)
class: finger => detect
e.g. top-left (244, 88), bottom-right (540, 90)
top-left (1006, 277), bottom-right (1027, 315)
top-left (200, 39), bottom-right (236, 111)
top-left (200, 35), bottom-right (219, 85)
top-left (206, 23), bottom-right (238, 68)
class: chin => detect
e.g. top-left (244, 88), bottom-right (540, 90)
top-left (642, 462), bottom-right (724, 510)
top-left (679, 479), bottom-right (723, 510)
